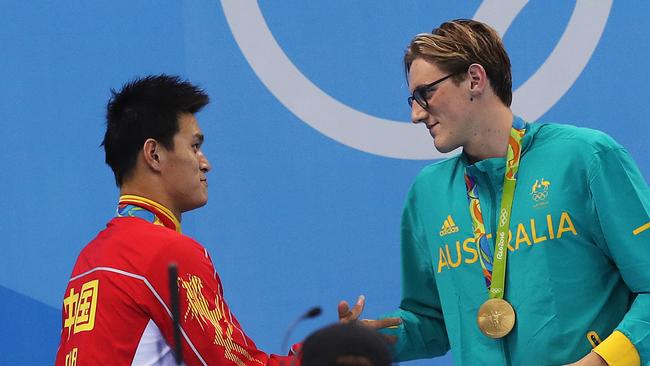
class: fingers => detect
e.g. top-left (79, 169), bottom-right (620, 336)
top-left (336, 297), bottom-right (402, 345)
top-left (359, 318), bottom-right (402, 345)
top-left (337, 301), bottom-right (350, 320)
top-left (359, 317), bottom-right (402, 330)
top-left (337, 296), bottom-right (404, 335)
top-left (348, 295), bottom-right (365, 320)
top-left (338, 295), bottom-right (365, 323)
top-left (371, 317), bottom-right (403, 329)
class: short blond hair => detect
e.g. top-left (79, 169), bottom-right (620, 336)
top-left (404, 19), bottom-right (512, 106)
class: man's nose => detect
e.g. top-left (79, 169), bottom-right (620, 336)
top-left (411, 102), bottom-right (428, 124)
top-left (199, 152), bottom-right (211, 173)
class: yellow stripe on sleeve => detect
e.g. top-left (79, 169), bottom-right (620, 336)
top-left (593, 330), bottom-right (640, 366)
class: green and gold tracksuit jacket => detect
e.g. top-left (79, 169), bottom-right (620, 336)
top-left (382, 121), bottom-right (650, 366)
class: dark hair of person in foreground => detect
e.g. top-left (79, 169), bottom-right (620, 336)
top-left (301, 323), bottom-right (392, 366)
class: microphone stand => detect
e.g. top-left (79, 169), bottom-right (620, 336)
top-left (280, 307), bottom-right (322, 355)
top-left (168, 263), bottom-right (183, 365)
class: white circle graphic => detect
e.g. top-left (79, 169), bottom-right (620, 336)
top-left (221, 1), bottom-right (612, 160)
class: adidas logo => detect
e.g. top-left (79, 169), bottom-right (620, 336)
top-left (439, 215), bottom-right (459, 236)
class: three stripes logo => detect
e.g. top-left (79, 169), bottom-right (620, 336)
top-left (439, 215), bottom-right (459, 236)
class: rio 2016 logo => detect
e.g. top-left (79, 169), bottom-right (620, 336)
top-left (221, 1), bottom-right (612, 160)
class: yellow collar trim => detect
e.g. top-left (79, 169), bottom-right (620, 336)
top-left (119, 195), bottom-right (182, 232)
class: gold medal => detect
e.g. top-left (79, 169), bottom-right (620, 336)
top-left (477, 298), bottom-right (516, 339)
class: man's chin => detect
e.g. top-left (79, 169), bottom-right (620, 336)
top-left (433, 140), bottom-right (455, 154)
top-left (197, 198), bottom-right (208, 208)
top-left (183, 198), bottom-right (208, 213)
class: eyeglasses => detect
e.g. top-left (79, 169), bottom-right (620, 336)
top-left (407, 73), bottom-right (456, 109)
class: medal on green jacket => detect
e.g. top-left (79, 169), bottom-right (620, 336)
top-left (464, 118), bottom-right (526, 339)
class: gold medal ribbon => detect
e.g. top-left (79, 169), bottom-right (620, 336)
top-left (464, 118), bottom-right (526, 337)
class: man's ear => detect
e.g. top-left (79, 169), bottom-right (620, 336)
top-left (467, 63), bottom-right (488, 95)
top-left (142, 138), bottom-right (163, 172)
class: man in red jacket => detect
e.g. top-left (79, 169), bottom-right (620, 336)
top-left (55, 75), bottom-right (298, 365)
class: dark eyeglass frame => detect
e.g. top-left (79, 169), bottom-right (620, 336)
top-left (407, 73), bottom-right (457, 109)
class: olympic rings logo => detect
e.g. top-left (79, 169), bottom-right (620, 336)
top-left (531, 191), bottom-right (549, 202)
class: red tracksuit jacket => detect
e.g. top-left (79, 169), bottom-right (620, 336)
top-left (55, 196), bottom-right (297, 366)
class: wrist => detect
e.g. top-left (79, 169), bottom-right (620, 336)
top-left (589, 351), bottom-right (608, 366)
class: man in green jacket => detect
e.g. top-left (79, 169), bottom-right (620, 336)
top-left (338, 19), bottom-right (649, 366)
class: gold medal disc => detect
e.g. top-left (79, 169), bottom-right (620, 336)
top-left (477, 298), bottom-right (516, 339)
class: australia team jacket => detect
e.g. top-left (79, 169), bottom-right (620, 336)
top-left (383, 121), bottom-right (650, 366)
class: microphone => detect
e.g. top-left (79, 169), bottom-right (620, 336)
top-left (281, 306), bottom-right (322, 355)
top-left (168, 263), bottom-right (183, 365)
top-left (304, 307), bottom-right (322, 319)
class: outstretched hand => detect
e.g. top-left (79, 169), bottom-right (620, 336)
top-left (338, 295), bottom-right (402, 343)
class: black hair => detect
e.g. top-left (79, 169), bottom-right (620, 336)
top-left (301, 323), bottom-right (392, 366)
top-left (102, 74), bottom-right (209, 186)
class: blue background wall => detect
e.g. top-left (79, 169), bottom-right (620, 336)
top-left (1, 1), bottom-right (648, 365)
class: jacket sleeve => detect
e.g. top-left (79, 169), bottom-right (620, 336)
top-left (588, 144), bottom-right (650, 366)
top-left (147, 237), bottom-right (298, 366)
top-left (380, 187), bottom-right (450, 361)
